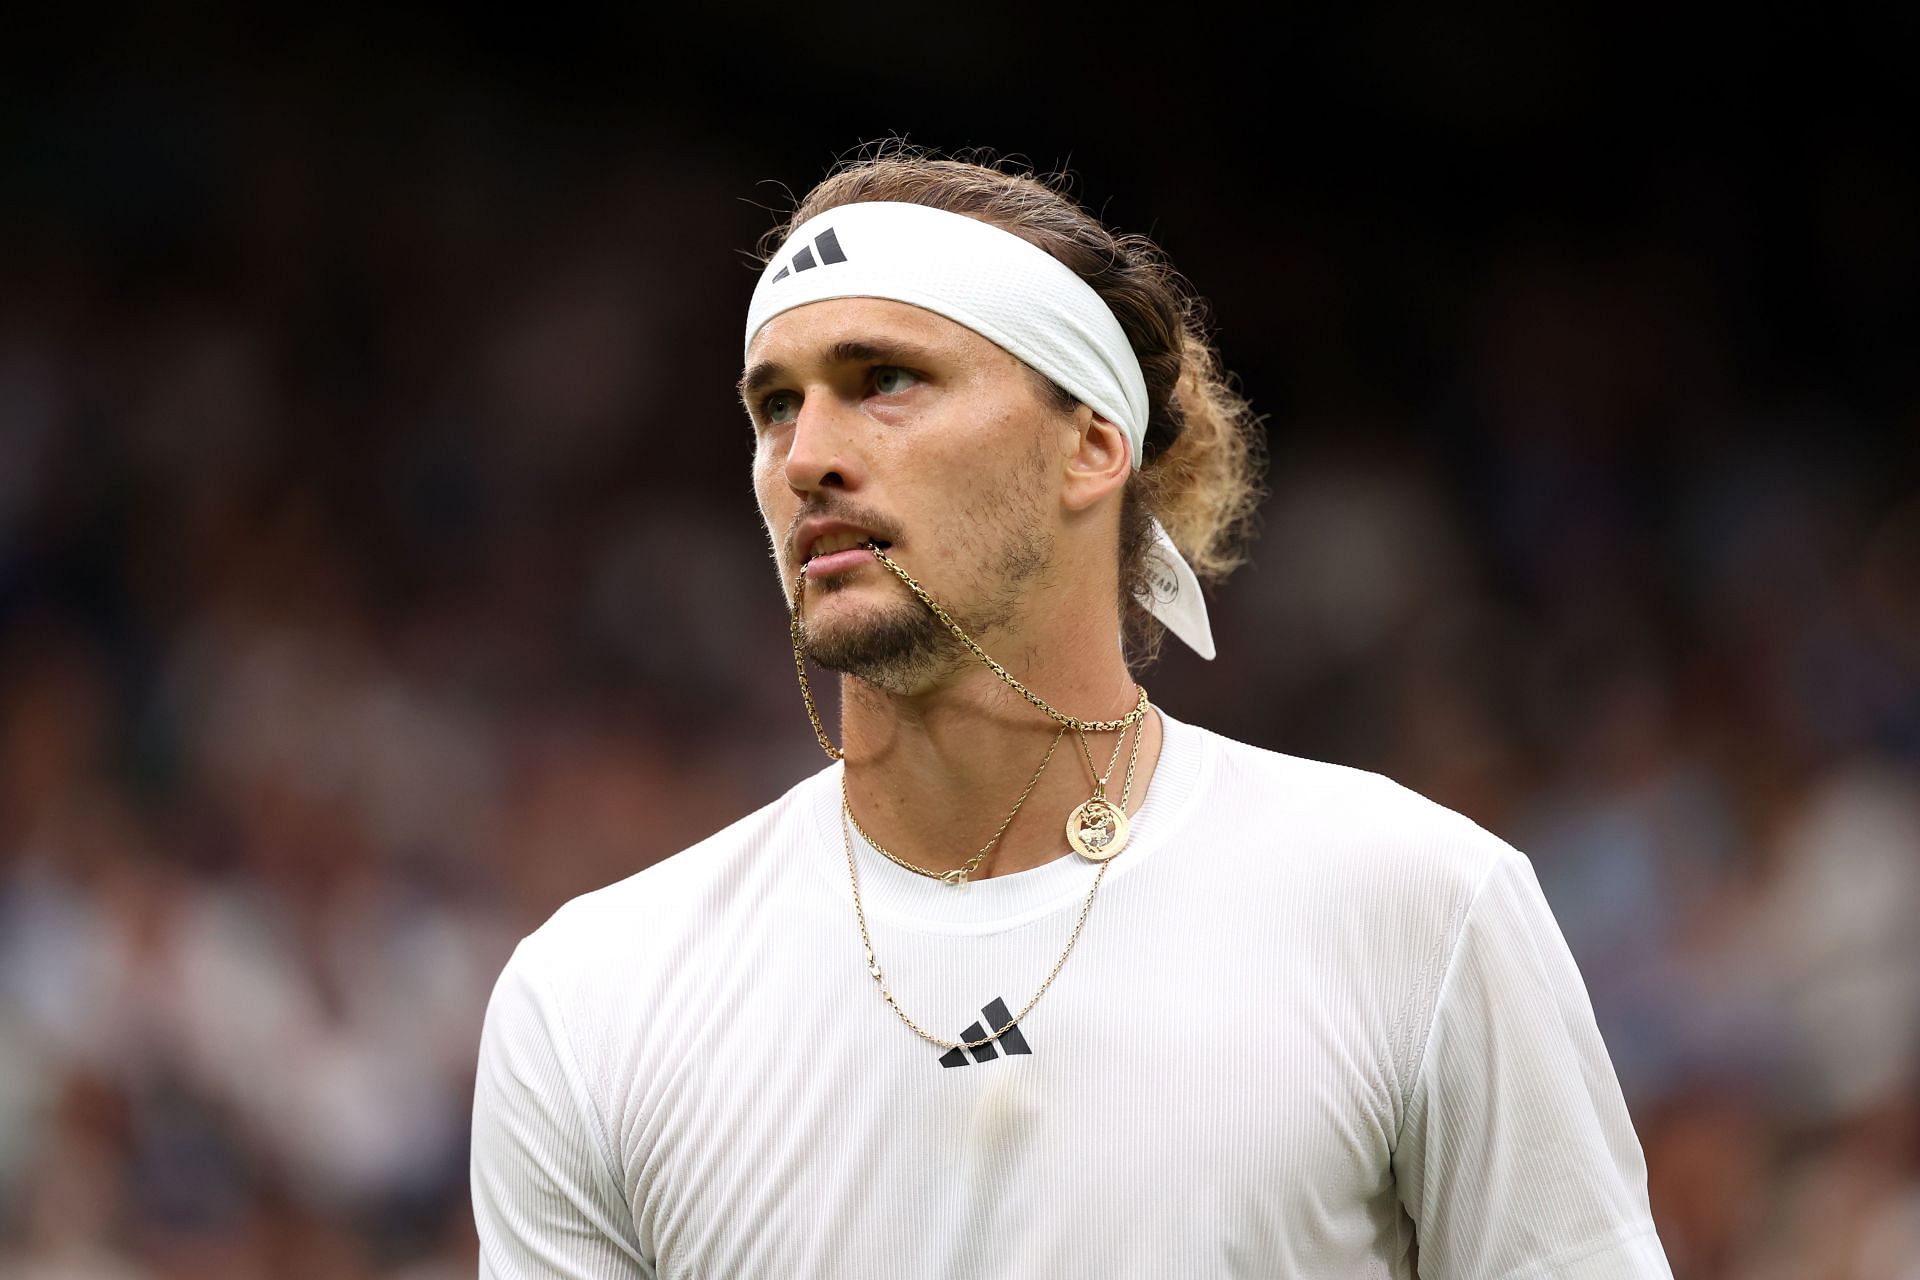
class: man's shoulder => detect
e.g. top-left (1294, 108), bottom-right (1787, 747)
top-left (1182, 718), bottom-right (1514, 896)
top-left (509, 765), bottom-right (830, 988)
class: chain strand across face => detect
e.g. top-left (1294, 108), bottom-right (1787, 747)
top-left (789, 542), bottom-right (1149, 762)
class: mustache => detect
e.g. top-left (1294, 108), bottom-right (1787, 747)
top-left (783, 502), bottom-right (904, 562)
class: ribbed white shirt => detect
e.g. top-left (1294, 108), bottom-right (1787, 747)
top-left (471, 711), bottom-right (1671, 1277)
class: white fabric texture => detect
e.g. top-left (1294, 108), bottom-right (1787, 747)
top-left (471, 712), bottom-right (1671, 1278)
top-left (743, 201), bottom-right (1215, 660)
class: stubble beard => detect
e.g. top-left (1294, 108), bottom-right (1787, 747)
top-left (799, 496), bottom-right (1054, 697)
top-left (801, 588), bottom-right (956, 694)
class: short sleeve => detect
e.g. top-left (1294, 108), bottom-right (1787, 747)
top-left (471, 942), bottom-right (651, 1279)
top-left (1393, 848), bottom-right (1673, 1279)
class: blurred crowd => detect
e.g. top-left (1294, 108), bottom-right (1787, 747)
top-left (3, 41), bottom-right (1918, 1280)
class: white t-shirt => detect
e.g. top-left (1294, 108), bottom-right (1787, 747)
top-left (471, 712), bottom-right (1671, 1278)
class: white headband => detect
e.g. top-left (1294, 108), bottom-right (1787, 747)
top-left (744, 200), bottom-right (1216, 660)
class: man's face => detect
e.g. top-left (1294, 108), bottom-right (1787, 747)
top-left (742, 298), bottom-right (1065, 692)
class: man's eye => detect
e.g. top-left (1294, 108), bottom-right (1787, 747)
top-left (762, 392), bottom-right (800, 424)
top-left (871, 367), bottom-right (919, 396)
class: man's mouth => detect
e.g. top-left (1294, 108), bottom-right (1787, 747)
top-left (806, 530), bottom-right (888, 561)
top-left (803, 531), bottom-right (892, 579)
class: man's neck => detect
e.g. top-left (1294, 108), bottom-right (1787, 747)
top-left (837, 641), bottom-right (1163, 880)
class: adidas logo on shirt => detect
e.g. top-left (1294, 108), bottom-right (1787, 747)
top-left (937, 997), bottom-right (1031, 1068)
top-left (768, 227), bottom-right (848, 283)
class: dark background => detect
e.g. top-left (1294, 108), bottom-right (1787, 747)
top-left (2, 8), bottom-right (1916, 1277)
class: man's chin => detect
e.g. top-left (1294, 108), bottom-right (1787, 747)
top-left (800, 600), bottom-right (955, 693)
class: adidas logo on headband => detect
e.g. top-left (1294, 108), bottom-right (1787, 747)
top-left (768, 226), bottom-right (847, 283)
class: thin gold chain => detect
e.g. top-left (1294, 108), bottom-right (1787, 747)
top-left (1075, 720), bottom-right (1130, 798)
top-left (1118, 716), bottom-right (1144, 804)
top-left (844, 725), bottom-right (1067, 884)
top-left (789, 574), bottom-right (844, 760)
top-left (1076, 714), bottom-right (1144, 803)
top-left (842, 775), bottom-right (1114, 1054)
top-left (788, 544), bottom-right (1149, 761)
top-left (841, 706), bottom-right (1148, 1053)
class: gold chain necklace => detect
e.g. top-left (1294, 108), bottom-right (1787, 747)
top-left (840, 726), bottom-right (1143, 1053)
top-left (844, 725), bottom-right (1067, 884)
top-left (789, 544), bottom-right (1149, 763)
top-left (794, 540), bottom-right (1152, 1052)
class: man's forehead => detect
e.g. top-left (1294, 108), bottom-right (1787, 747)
top-left (743, 297), bottom-right (990, 367)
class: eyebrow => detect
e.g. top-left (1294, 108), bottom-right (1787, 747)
top-left (737, 338), bottom-right (942, 404)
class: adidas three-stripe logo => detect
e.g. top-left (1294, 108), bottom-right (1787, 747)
top-left (937, 997), bottom-right (1031, 1068)
top-left (769, 227), bottom-right (847, 283)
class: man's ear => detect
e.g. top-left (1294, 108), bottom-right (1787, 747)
top-left (1059, 408), bottom-right (1132, 513)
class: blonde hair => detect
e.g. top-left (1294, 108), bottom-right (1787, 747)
top-left (763, 145), bottom-right (1266, 661)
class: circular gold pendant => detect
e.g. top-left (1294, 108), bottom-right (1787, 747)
top-left (1066, 795), bottom-right (1130, 861)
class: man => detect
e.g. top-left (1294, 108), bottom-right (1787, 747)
top-left (471, 151), bottom-right (1673, 1277)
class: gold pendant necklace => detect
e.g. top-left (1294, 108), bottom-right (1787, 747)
top-left (1066, 713), bottom-right (1144, 861)
top-left (1065, 795), bottom-right (1130, 861)
top-left (838, 703), bottom-right (1148, 1052)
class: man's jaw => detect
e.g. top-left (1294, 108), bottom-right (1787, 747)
top-left (801, 593), bottom-right (959, 694)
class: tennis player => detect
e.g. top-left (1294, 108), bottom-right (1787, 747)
top-left (471, 150), bottom-right (1673, 1277)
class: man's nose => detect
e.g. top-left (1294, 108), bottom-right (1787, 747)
top-left (782, 394), bottom-right (864, 497)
